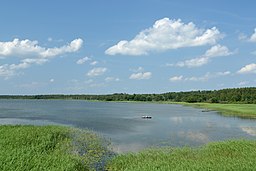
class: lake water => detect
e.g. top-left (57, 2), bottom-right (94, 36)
top-left (0, 99), bottom-right (255, 153)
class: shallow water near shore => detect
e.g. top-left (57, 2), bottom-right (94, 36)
top-left (0, 99), bottom-right (255, 153)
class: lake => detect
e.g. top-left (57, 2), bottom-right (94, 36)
top-left (0, 99), bottom-right (255, 153)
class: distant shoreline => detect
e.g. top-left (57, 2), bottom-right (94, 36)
top-left (0, 87), bottom-right (255, 104)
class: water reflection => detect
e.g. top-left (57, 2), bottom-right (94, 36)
top-left (177, 131), bottom-right (209, 143)
top-left (240, 126), bottom-right (256, 136)
top-left (0, 118), bottom-right (68, 126)
top-left (112, 143), bottom-right (145, 153)
top-left (169, 116), bottom-right (183, 124)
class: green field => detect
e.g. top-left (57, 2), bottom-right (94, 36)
top-left (182, 103), bottom-right (256, 118)
top-left (107, 140), bottom-right (256, 171)
top-left (0, 125), bottom-right (112, 171)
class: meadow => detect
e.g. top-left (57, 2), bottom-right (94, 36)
top-left (1, 125), bottom-right (256, 171)
top-left (0, 125), bottom-right (112, 171)
top-left (106, 140), bottom-right (256, 171)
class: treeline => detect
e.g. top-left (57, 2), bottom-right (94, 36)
top-left (0, 87), bottom-right (255, 104)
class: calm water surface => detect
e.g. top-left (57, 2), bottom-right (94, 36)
top-left (0, 99), bottom-right (255, 152)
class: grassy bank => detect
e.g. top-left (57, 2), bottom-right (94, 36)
top-left (107, 140), bottom-right (256, 171)
top-left (1, 125), bottom-right (256, 170)
top-left (0, 125), bottom-right (112, 171)
top-left (181, 103), bottom-right (256, 119)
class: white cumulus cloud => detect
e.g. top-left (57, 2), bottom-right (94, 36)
top-left (176, 57), bottom-right (209, 68)
top-left (0, 38), bottom-right (83, 58)
top-left (237, 63), bottom-right (256, 74)
top-left (185, 71), bottom-right (231, 81)
top-left (105, 18), bottom-right (222, 56)
top-left (0, 38), bottom-right (83, 78)
top-left (90, 61), bottom-right (98, 66)
top-left (87, 67), bottom-right (107, 77)
top-left (249, 28), bottom-right (256, 42)
top-left (105, 77), bottom-right (120, 82)
top-left (129, 72), bottom-right (152, 80)
top-left (216, 71), bottom-right (231, 76)
top-left (175, 45), bottom-right (233, 67)
top-left (204, 44), bottom-right (232, 57)
top-left (238, 33), bottom-right (247, 41)
top-left (0, 58), bottom-right (49, 78)
top-left (238, 81), bottom-right (249, 86)
top-left (0, 65), bottom-right (15, 78)
top-left (169, 71), bottom-right (230, 82)
top-left (169, 75), bottom-right (183, 82)
top-left (76, 57), bottom-right (91, 64)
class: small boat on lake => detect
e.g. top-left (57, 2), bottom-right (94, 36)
top-left (142, 115), bottom-right (152, 119)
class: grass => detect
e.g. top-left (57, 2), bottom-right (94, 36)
top-left (106, 139), bottom-right (256, 171)
top-left (0, 125), bottom-right (112, 171)
top-left (181, 103), bottom-right (256, 119)
top-left (1, 125), bottom-right (256, 171)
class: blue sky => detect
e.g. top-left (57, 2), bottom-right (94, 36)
top-left (0, 0), bottom-right (256, 94)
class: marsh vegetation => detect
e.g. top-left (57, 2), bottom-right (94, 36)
top-left (1, 125), bottom-right (256, 171)
top-left (0, 125), bottom-right (112, 171)
top-left (107, 140), bottom-right (256, 171)
top-left (183, 103), bottom-right (256, 118)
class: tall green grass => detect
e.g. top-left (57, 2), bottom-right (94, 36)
top-left (0, 125), bottom-right (112, 171)
top-left (1, 125), bottom-right (256, 170)
top-left (107, 140), bottom-right (256, 171)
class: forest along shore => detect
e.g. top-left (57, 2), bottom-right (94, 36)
top-left (0, 87), bottom-right (255, 104)
top-left (0, 87), bottom-right (255, 119)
